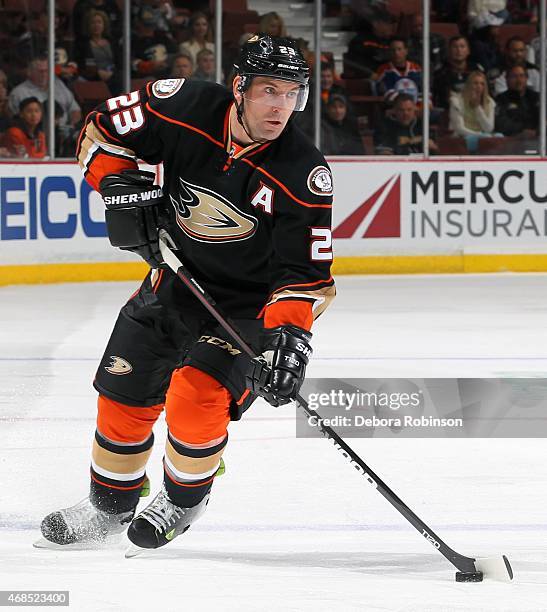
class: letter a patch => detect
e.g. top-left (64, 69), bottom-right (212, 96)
top-left (251, 182), bottom-right (274, 215)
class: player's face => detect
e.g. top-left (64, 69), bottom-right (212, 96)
top-left (241, 77), bottom-right (300, 141)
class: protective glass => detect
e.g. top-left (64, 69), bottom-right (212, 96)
top-left (244, 79), bottom-right (309, 112)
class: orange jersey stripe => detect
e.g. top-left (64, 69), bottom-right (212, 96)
top-left (94, 113), bottom-right (124, 144)
top-left (236, 388), bottom-right (251, 406)
top-left (270, 276), bottom-right (334, 296)
top-left (152, 269), bottom-right (164, 293)
top-left (145, 103), bottom-right (224, 148)
top-left (241, 157), bottom-right (332, 209)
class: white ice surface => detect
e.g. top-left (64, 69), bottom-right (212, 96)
top-left (2, 274), bottom-right (547, 611)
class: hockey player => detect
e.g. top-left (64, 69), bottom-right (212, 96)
top-left (38, 35), bottom-right (335, 553)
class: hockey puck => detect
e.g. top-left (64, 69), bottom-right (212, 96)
top-left (455, 571), bottom-right (484, 582)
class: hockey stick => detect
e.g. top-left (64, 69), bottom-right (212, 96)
top-left (158, 230), bottom-right (513, 582)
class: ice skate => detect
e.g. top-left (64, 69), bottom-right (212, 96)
top-left (125, 485), bottom-right (210, 558)
top-left (34, 497), bottom-right (135, 549)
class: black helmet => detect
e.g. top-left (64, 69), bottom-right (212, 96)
top-left (234, 34), bottom-right (310, 90)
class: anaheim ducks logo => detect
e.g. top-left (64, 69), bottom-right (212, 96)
top-left (170, 177), bottom-right (257, 242)
top-left (105, 356), bottom-right (133, 375)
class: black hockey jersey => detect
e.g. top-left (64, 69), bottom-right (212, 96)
top-left (77, 78), bottom-right (335, 329)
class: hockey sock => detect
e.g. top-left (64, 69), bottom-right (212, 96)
top-left (90, 430), bottom-right (154, 513)
top-left (163, 431), bottom-right (227, 507)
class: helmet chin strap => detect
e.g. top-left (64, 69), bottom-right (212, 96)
top-left (234, 96), bottom-right (271, 145)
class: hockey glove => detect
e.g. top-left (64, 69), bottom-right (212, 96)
top-left (100, 169), bottom-right (165, 268)
top-left (246, 325), bottom-right (312, 407)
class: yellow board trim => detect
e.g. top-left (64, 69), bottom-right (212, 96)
top-left (0, 262), bottom-right (149, 286)
top-left (332, 255), bottom-right (547, 274)
top-left (2, 254), bottom-right (547, 286)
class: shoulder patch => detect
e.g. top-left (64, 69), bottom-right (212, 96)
top-left (152, 78), bottom-right (185, 99)
top-left (307, 165), bottom-right (333, 196)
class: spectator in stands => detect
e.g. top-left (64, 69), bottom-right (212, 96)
top-left (0, 72), bottom-right (12, 154)
top-left (76, 10), bottom-right (119, 93)
top-left (495, 65), bottom-right (540, 137)
top-left (193, 48), bottom-right (216, 83)
top-left (433, 0), bottom-right (461, 22)
top-left (55, 47), bottom-right (79, 87)
top-left (42, 99), bottom-right (78, 158)
top-left (137, 0), bottom-right (177, 34)
top-left (346, 9), bottom-right (394, 78)
top-left (468, 0), bottom-right (510, 30)
top-left (449, 70), bottom-right (500, 152)
top-left (494, 36), bottom-right (540, 95)
top-left (5, 97), bottom-right (46, 159)
top-left (28, 12), bottom-right (51, 56)
top-left (406, 12), bottom-right (447, 74)
top-left (24, 11), bottom-right (78, 86)
top-left (433, 36), bottom-right (484, 108)
top-left (6, 14), bottom-right (43, 73)
top-left (170, 53), bottom-right (194, 80)
top-left (179, 12), bottom-right (214, 67)
top-left (295, 62), bottom-right (354, 138)
top-left (30, 11), bottom-right (78, 87)
top-left (132, 6), bottom-right (177, 78)
top-left (320, 62), bottom-right (348, 104)
top-left (374, 93), bottom-right (438, 154)
top-left (374, 38), bottom-right (423, 103)
top-left (0, 70), bottom-right (11, 138)
top-left (527, 29), bottom-right (541, 66)
top-left (507, 0), bottom-right (539, 23)
top-left (73, 0), bottom-right (122, 42)
top-left (321, 92), bottom-right (365, 155)
top-left (258, 12), bottom-right (287, 38)
top-left (223, 33), bottom-right (254, 85)
top-left (8, 57), bottom-right (81, 130)
top-left (469, 25), bottom-right (503, 73)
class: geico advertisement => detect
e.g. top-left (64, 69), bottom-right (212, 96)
top-left (2, 161), bottom-right (547, 265)
top-left (0, 163), bottom-right (143, 264)
top-left (332, 160), bottom-right (547, 256)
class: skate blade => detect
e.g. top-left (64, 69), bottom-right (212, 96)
top-left (475, 555), bottom-right (514, 582)
top-left (125, 544), bottom-right (149, 558)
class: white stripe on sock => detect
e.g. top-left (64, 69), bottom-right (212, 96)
top-left (91, 459), bottom-right (145, 482)
top-left (164, 454), bottom-right (220, 481)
